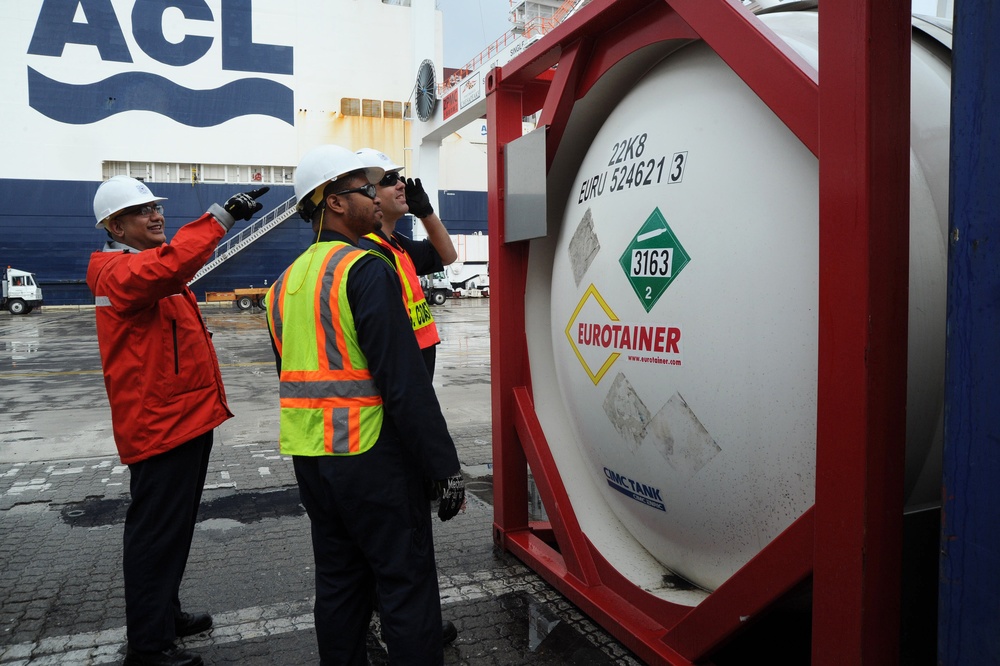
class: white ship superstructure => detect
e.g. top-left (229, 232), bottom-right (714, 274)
top-left (2, 0), bottom-right (610, 304)
top-left (0, 0), bottom-right (490, 304)
top-left (8, 0), bottom-right (440, 182)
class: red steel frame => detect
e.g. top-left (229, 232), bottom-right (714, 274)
top-left (486, 0), bottom-right (911, 663)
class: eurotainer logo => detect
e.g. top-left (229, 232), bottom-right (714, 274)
top-left (26, 0), bottom-right (294, 126)
top-left (565, 284), bottom-right (683, 385)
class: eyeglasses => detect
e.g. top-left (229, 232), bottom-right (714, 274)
top-left (332, 183), bottom-right (378, 200)
top-left (120, 204), bottom-right (164, 218)
top-left (378, 172), bottom-right (403, 188)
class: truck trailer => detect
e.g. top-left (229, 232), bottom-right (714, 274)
top-left (1, 267), bottom-right (43, 315)
top-left (204, 287), bottom-right (269, 311)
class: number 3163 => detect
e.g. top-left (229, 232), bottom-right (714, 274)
top-left (631, 248), bottom-right (673, 278)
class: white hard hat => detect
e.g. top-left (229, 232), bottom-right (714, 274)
top-left (93, 176), bottom-right (167, 228)
top-left (355, 148), bottom-right (404, 175)
top-left (294, 145), bottom-right (384, 221)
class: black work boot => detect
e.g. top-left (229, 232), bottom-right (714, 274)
top-left (443, 620), bottom-right (458, 645)
top-left (175, 612), bottom-right (213, 638)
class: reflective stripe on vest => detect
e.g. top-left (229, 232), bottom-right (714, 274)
top-left (264, 269), bottom-right (287, 358)
top-left (265, 242), bottom-right (383, 457)
top-left (365, 233), bottom-right (440, 349)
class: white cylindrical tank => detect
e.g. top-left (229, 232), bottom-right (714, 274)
top-left (525, 9), bottom-right (951, 593)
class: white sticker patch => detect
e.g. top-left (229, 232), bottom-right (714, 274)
top-left (644, 392), bottom-right (720, 479)
top-left (568, 208), bottom-right (601, 286)
top-left (602, 372), bottom-right (651, 452)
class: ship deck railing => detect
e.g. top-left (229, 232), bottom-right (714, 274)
top-left (189, 195), bottom-right (298, 285)
top-left (438, 0), bottom-right (592, 97)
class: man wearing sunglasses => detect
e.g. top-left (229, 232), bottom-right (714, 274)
top-left (87, 176), bottom-right (268, 666)
top-left (354, 149), bottom-right (463, 645)
top-left (264, 145), bottom-right (463, 665)
top-left (355, 148), bottom-right (457, 379)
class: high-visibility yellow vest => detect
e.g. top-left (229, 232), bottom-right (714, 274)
top-left (365, 232), bottom-right (440, 350)
top-left (264, 242), bottom-right (384, 457)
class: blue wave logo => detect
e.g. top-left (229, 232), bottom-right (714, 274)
top-left (27, 67), bottom-right (293, 127)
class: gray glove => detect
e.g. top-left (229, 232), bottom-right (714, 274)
top-left (224, 187), bottom-right (270, 222)
top-left (404, 178), bottom-right (434, 218)
top-left (433, 472), bottom-right (465, 521)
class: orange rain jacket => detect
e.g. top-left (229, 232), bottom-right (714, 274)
top-left (86, 213), bottom-right (234, 464)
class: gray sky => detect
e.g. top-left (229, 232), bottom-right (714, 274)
top-left (436, 0), bottom-right (948, 69)
top-left (438, 0), bottom-right (512, 69)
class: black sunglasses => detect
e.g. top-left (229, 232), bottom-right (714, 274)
top-left (332, 183), bottom-right (377, 200)
top-left (378, 172), bottom-right (404, 188)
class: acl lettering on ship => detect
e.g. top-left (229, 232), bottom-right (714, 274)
top-left (26, 0), bottom-right (293, 126)
top-left (603, 467), bottom-right (665, 512)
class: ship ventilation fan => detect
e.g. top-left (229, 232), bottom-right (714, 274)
top-left (415, 58), bottom-right (437, 121)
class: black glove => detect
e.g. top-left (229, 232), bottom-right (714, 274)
top-left (404, 178), bottom-right (434, 218)
top-left (433, 472), bottom-right (465, 521)
top-left (224, 187), bottom-right (270, 221)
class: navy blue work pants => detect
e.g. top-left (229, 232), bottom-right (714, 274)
top-left (294, 442), bottom-right (443, 666)
top-left (420, 344), bottom-right (436, 380)
top-left (123, 431), bottom-right (212, 651)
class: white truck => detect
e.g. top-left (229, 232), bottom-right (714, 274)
top-left (448, 261), bottom-right (489, 296)
top-left (2, 267), bottom-right (44, 315)
top-left (420, 271), bottom-right (453, 306)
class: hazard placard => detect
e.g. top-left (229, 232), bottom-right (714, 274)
top-left (618, 207), bottom-right (690, 312)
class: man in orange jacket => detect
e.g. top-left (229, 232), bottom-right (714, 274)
top-left (87, 176), bottom-right (267, 666)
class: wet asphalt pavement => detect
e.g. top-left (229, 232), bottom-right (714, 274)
top-left (0, 299), bottom-right (644, 665)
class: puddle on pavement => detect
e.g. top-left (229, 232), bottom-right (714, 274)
top-left (58, 467), bottom-right (514, 528)
top-left (462, 470), bottom-right (549, 523)
top-left (199, 487), bottom-right (304, 523)
top-left (59, 487), bottom-right (304, 527)
top-left (484, 592), bottom-right (617, 663)
top-left (60, 496), bottom-right (128, 527)
top-left (463, 472), bottom-right (494, 506)
top-left (366, 590), bottom-right (621, 666)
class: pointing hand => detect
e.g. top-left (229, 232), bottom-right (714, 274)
top-left (224, 187), bottom-right (270, 222)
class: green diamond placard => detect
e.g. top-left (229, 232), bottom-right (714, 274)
top-left (618, 208), bottom-right (690, 312)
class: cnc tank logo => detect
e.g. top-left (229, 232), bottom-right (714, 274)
top-left (26, 0), bottom-right (294, 126)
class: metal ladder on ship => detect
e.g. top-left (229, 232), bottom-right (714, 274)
top-left (188, 195), bottom-right (298, 285)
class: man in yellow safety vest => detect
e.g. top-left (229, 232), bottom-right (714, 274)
top-left (264, 145), bottom-right (464, 666)
top-left (354, 149), bottom-right (462, 643)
